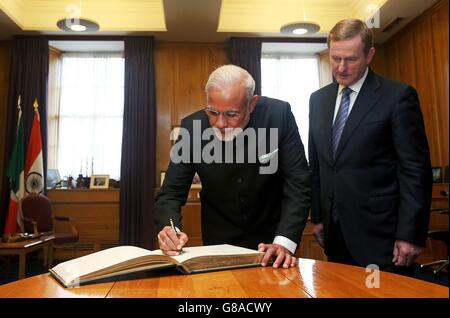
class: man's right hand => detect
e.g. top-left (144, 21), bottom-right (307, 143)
top-left (312, 223), bottom-right (324, 248)
top-left (157, 226), bottom-right (189, 256)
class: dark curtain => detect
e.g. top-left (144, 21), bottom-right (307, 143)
top-left (230, 38), bottom-right (262, 95)
top-left (119, 37), bottom-right (156, 249)
top-left (0, 36), bottom-right (49, 234)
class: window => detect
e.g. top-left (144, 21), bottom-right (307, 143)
top-left (49, 53), bottom-right (125, 180)
top-left (261, 53), bottom-right (321, 159)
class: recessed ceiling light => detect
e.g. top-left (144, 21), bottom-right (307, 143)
top-left (57, 18), bottom-right (99, 32)
top-left (70, 24), bottom-right (87, 32)
top-left (280, 22), bottom-right (320, 36)
top-left (293, 28), bottom-right (308, 35)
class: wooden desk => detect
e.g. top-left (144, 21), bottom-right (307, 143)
top-left (0, 236), bottom-right (54, 280)
top-left (0, 258), bottom-right (447, 298)
top-left (47, 189), bottom-right (119, 259)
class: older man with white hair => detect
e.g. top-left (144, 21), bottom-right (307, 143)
top-left (155, 64), bottom-right (311, 268)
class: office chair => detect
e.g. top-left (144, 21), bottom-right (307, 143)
top-left (20, 193), bottom-right (80, 260)
top-left (420, 208), bottom-right (449, 276)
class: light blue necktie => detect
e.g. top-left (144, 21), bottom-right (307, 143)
top-left (332, 87), bottom-right (352, 161)
top-left (331, 87), bottom-right (352, 222)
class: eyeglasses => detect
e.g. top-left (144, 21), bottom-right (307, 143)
top-left (204, 107), bottom-right (243, 121)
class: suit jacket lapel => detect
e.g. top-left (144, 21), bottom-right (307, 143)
top-left (334, 70), bottom-right (382, 162)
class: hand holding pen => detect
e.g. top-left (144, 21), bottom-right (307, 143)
top-left (157, 218), bottom-right (188, 256)
top-left (170, 218), bottom-right (183, 253)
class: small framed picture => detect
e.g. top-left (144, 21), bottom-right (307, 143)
top-left (170, 125), bottom-right (181, 144)
top-left (160, 171), bottom-right (166, 187)
top-left (47, 169), bottom-right (61, 189)
top-left (432, 167), bottom-right (443, 183)
top-left (90, 175), bottom-right (110, 189)
top-left (191, 173), bottom-right (202, 189)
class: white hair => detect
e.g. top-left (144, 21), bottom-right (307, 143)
top-left (205, 64), bottom-right (255, 103)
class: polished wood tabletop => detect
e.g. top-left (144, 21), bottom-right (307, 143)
top-left (0, 258), bottom-right (447, 298)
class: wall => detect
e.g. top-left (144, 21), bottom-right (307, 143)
top-left (0, 40), bottom-right (11, 199)
top-left (371, 0), bottom-right (449, 167)
top-left (154, 43), bottom-right (228, 185)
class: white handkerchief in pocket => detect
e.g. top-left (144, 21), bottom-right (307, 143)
top-left (258, 148), bottom-right (279, 164)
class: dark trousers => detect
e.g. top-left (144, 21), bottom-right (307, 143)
top-left (326, 220), bottom-right (415, 277)
top-left (326, 220), bottom-right (359, 266)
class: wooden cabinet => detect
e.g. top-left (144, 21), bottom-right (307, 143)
top-left (416, 183), bottom-right (449, 264)
top-left (47, 189), bottom-right (120, 259)
top-left (181, 189), bottom-right (203, 247)
top-left (296, 220), bottom-right (327, 261)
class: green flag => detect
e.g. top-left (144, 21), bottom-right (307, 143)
top-left (4, 109), bottom-right (25, 233)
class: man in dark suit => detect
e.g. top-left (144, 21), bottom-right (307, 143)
top-left (155, 64), bottom-right (311, 268)
top-left (309, 19), bottom-right (432, 273)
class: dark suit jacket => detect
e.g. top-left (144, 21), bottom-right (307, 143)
top-left (308, 69), bottom-right (432, 267)
top-left (155, 96), bottom-right (311, 250)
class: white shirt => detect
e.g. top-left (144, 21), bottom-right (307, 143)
top-left (332, 67), bottom-right (369, 124)
top-left (273, 235), bottom-right (296, 255)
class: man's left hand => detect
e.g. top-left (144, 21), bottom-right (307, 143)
top-left (392, 240), bottom-right (422, 267)
top-left (258, 243), bottom-right (296, 269)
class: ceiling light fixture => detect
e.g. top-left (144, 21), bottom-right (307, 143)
top-left (57, 18), bottom-right (99, 32)
top-left (280, 0), bottom-right (320, 36)
top-left (56, 0), bottom-right (99, 32)
top-left (280, 22), bottom-right (320, 35)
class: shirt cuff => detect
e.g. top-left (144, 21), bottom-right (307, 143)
top-left (273, 236), bottom-right (297, 255)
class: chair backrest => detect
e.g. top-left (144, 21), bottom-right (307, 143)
top-left (21, 193), bottom-right (53, 233)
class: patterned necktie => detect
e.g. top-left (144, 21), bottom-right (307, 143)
top-left (332, 87), bottom-right (352, 160)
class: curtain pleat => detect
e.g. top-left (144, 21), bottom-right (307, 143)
top-left (1, 36), bottom-right (49, 234)
top-left (230, 38), bottom-right (262, 95)
top-left (119, 37), bottom-right (156, 249)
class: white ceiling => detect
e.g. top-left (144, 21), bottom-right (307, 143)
top-left (0, 0), bottom-right (440, 43)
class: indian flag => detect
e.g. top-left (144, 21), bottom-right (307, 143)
top-left (24, 99), bottom-right (44, 194)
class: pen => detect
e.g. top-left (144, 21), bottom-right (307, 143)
top-left (169, 218), bottom-right (183, 253)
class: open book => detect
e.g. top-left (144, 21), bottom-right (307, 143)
top-left (49, 244), bottom-right (264, 288)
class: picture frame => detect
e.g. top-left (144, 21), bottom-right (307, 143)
top-left (191, 172), bottom-right (202, 189)
top-left (160, 171), bottom-right (166, 187)
top-left (432, 167), bottom-right (443, 183)
top-left (90, 175), bottom-right (110, 189)
top-left (46, 169), bottom-right (61, 189)
top-left (170, 125), bottom-right (181, 144)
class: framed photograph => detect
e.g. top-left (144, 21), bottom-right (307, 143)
top-left (191, 173), bottom-right (202, 189)
top-left (432, 167), bottom-right (443, 183)
top-left (160, 171), bottom-right (166, 187)
top-left (46, 169), bottom-right (61, 189)
top-left (170, 125), bottom-right (181, 144)
top-left (90, 175), bottom-right (110, 189)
